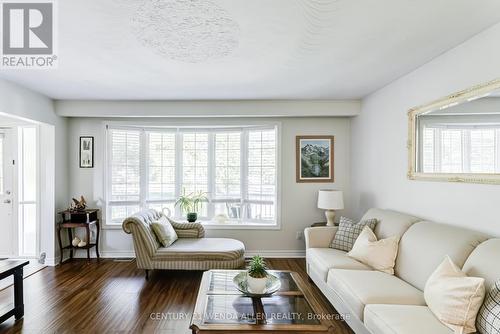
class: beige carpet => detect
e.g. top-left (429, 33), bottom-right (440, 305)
top-left (0, 260), bottom-right (47, 291)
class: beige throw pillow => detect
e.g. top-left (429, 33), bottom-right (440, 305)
top-left (151, 216), bottom-right (178, 247)
top-left (424, 256), bottom-right (486, 334)
top-left (347, 226), bottom-right (399, 274)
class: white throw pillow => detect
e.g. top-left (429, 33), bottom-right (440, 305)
top-left (347, 226), bottom-right (399, 274)
top-left (424, 256), bottom-right (486, 334)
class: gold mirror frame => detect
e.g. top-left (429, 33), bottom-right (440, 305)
top-left (408, 78), bottom-right (500, 185)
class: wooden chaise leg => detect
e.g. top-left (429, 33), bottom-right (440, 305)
top-left (145, 269), bottom-right (150, 280)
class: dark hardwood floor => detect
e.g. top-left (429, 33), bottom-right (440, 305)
top-left (0, 258), bottom-right (353, 334)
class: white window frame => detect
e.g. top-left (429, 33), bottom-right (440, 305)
top-left (103, 122), bottom-right (282, 230)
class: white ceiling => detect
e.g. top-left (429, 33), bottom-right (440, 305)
top-left (1, 0), bottom-right (500, 100)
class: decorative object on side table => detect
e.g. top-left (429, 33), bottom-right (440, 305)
top-left (310, 222), bottom-right (328, 227)
top-left (71, 195), bottom-right (87, 211)
top-left (296, 135), bottom-right (334, 183)
top-left (57, 208), bottom-right (100, 264)
top-left (79, 136), bottom-right (94, 168)
top-left (317, 189), bottom-right (344, 226)
top-left (175, 190), bottom-right (207, 222)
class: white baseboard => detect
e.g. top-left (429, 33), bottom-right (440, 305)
top-left (70, 250), bottom-right (136, 259)
top-left (68, 249), bottom-right (306, 259)
top-left (100, 251), bottom-right (136, 258)
top-left (244, 250), bottom-right (305, 258)
top-left (45, 257), bottom-right (58, 266)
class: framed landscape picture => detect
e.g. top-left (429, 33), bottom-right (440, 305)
top-left (296, 135), bottom-right (334, 183)
top-left (80, 136), bottom-right (94, 168)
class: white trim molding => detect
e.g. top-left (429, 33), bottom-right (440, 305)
top-left (244, 250), bottom-right (306, 258)
top-left (69, 250), bottom-right (306, 261)
top-left (55, 100), bottom-right (361, 118)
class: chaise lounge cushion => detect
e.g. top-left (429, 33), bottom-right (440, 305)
top-left (364, 304), bottom-right (452, 334)
top-left (307, 248), bottom-right (372, 281)
top-left (327, 269), bottom-right (425, 320)
top-left (153, 238), bottom-right (245, 261)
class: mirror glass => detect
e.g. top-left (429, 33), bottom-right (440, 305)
top-left (416, 88), bottom-right (500, 174)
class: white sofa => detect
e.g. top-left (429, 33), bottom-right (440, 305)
top-left (304, 208), bottom-right (499, 334)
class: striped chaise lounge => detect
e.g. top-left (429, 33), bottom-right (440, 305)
top-left (122, 209), bottom-right (245, 278)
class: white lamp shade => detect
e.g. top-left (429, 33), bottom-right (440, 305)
top-left (317, 190), bottom-right (344, 210)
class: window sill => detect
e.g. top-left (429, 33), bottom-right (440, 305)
top-left (200, 220), bottom-right (280, 230)
top-left (103, 220), bottom-right (280, 230)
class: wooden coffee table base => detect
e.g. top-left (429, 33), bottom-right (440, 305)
top-left (190, 270), bottom-right (335, 333)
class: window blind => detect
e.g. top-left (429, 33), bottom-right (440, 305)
top-left (106, 125), bottom-right (278, 226)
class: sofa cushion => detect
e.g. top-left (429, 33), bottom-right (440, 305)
top-left (330, 216), bottom-right (377, 252)
top-left (151, 216), bottom-right (178, 247)
top-left (306, 248), bottom-right (372, 281)
top-left (463, 238), bottom-right (500, 290)
top-left (153, 238), bottom-right (245, 261)
top-left (424, 256), bottom-right (485, 334)
top-left (477, 280), bottom-right (500, 334)
top-left (364, 304), bottom-right (452, 334)
top-left (361, 208), bottom-right (421, 239)
top-left (395, 221), bottom-right (489, 291)
top-left (347, 226), bottom-right (400, 275)
top-left (327, 269), bottom-right (425, 320)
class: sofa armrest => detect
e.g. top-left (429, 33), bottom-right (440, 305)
top-left (122, 216), bottom-right (160, 259)
top-left (168, 218), bottom-right (205, 238)
top-left (304, 226), bottom-right (338, 249)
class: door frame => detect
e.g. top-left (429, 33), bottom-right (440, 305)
top-left (0, 111), bottom-right (56, 265)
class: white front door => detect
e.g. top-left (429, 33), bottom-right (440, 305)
top-left (0, 129), bottom-right (15, 257)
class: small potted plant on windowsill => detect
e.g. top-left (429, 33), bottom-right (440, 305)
top-left (247, 255), bottom-right (268, 293)
top-left (175, 190), bottom-right (208, 222)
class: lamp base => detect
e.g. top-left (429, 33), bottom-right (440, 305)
top-left (325, 210), bottom-right (336, 226)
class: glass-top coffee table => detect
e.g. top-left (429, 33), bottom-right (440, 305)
top-left (190, 270), bottom-right (334, 333)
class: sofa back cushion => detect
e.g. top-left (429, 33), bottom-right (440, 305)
top-left (395, 221), bottom-right (489, 291)
top-left (463, 239), bottom-right (500, 291)
top-left (361, 208), bottom-right (421, 239)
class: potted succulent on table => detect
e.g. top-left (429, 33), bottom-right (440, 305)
top-left (247, 255), bottom-right (268, 293)
top-left (175, 190), bottom-right (208, 222)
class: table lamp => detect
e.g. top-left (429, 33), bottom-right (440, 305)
top-left (317, 190), bottom-right (344, 226)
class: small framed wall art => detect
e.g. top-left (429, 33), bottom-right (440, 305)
top-left (296, 135), bottom-right (334, 183)
top-left (79, 136), bottom-right (94, 168)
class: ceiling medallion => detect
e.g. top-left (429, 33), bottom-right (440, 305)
top-left (132, 0), bottom-right (240, 63)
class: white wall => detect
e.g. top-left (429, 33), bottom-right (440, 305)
top-left (351, 22), bottom-right (500, 236)
top-left (66, 115), bottom-right (351, 257)
top-left (0, 78), bottom-right (69, 264)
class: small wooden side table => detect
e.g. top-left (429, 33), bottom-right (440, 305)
top-left (57, 209), bottom-right (100, 264)
top-left (310, 221), bottom-right (339, 227)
